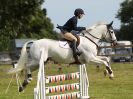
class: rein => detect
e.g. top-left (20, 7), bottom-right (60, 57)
top-left (84, 35), bottom-right (99, 49)
top-left (85, 30), bottom-right (101, 39)
top-left (81, 30), bottom-right (100, 49)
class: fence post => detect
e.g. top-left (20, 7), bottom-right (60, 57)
top-left (79, 64), bottom-right (90, 99)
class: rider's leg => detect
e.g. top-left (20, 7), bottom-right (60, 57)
top-left (63, 32), bottom-right (81, 62)
top-left (71, 39), bottom-right (81, 56)
top-left (63, 32), bottom-right (80, 54)
top-left (63, 32), bottom-right (77, 41)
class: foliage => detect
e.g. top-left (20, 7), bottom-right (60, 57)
top-left (116, 0), bottom-right (133, 40)
top-left (0, 0), bottom-right (57, 51)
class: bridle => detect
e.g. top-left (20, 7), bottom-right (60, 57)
top-left (105, 26), bottom-right (117, 43)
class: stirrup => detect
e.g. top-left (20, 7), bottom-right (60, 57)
top-left (76, 51), bottom-right (82, 56)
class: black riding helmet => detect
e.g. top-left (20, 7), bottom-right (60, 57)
top-left (74, 8), bottom-right (85, 16)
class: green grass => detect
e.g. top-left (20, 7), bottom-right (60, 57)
top-left (0, 63), bottom-right (133, 99)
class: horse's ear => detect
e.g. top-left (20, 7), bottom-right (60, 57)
top-left (107, 21), bottom-right (113, 27)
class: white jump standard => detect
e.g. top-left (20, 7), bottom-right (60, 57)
top-left (34, 50), bottom-right (90, 99)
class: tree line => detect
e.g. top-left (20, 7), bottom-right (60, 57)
top-left (0, 0), bottom-right (57, 51)
top-left (116, 0), bottom-right (133, 41)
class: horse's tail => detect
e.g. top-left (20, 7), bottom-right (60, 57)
top-left (8, 40), bottom-right (35, 74)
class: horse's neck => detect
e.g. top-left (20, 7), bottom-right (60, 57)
top-left (84, 31), bottom-right (101, 44)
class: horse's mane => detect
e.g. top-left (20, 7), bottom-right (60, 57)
top-left (86, 22), bottom-right (106, 32)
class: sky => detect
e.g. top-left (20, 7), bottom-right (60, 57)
top-left (43, 0), bottom-right (124, 31)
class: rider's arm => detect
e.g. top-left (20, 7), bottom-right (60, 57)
top-left (73, 17), bottom-right (86, 31)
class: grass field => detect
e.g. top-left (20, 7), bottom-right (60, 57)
top-left (0, 63), bottom-right (133, 99)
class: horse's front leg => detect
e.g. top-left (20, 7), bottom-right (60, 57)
top-left (84, 53), bottom-right (114, 79)
top-left (97, 56), bottom-right (114, 79)
top-left (19, 68), bottom-right (32, 92)
top-left (105, 65), bottom-right (114, 79)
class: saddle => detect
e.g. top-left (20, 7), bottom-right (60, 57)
top-left (59, 35), bottom-right (80, 48)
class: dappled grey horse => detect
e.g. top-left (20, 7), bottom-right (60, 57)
top-left (8, 21), bottom-right (117, 92)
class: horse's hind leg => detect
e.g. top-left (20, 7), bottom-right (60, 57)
top-left (19, 60), bottom-right (38, 92)
top-left (19, 51), bottom-right (48, 92)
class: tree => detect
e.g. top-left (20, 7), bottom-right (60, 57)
top-left (0, 0), bottom-right (57, 51)
top-left (116, 0), bottom-right (133, 40)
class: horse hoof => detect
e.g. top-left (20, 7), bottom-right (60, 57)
top-left (28, 78), bottom-right (33, 82)
top-left (103, 69), bottom-right (108, 76)
top-left (96, 65), bottom-right (100, 72)
top-left (109, 73), bottom-right (114, 80)
top-left (109, 76), bottom-right (113, 80)
top-left (19, 86), bottom-right (24, 92)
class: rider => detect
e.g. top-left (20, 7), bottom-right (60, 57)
top-left (57, 8), bottom-right (86, 63)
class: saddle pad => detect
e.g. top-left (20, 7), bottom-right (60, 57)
top-left (59, 41), bottom-right (70, 49)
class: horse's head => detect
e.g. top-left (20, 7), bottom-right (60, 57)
top-left (105, 21), bottom-right (118, 46)
top-left (84, 21), bottom-right (117, 46)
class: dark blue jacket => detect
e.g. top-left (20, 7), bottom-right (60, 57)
top-left (63, 16), bottom-right (86, 32)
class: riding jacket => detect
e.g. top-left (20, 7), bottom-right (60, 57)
top-left (56, 16), bottom-right (86, 34)
top-left (63, 16), bottom-right (86, 32)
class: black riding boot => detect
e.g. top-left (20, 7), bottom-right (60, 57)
top-left (71, 40), bottom-right (81, 63)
